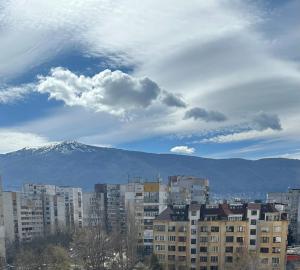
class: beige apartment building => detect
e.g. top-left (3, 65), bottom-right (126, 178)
top-left (153, 203), bottom-right (288, 270)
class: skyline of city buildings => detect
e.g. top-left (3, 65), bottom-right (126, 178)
top-left (0, 175), bottom-right (299, 269)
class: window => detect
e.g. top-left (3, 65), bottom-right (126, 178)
top-left (200, 256), bottom-right (207, 262)
top-left (211, 256), bottom-right (218, 263)
top-left (261, 258), bottom-right (268, 264)
top-left (261, 227), bottom-right (269, 233)
top-left (237, 226), bottom-right (245, 232)
top-left (154, 225), bottom-right (165, 231)
top-left (154, 235), bottom-right (165, 241)
top-left (226, 236), bottom-right (234, 242)
top-left (155, 245), bottom-right (165, 251)
top-left (251, 210), bottom-right (257, 215)
top-left (225, 246), bottom-right (233, 253)
top-left (191, 229), bottom-right (197, 235)
top-left (210, 267), bottom-right (218, 270)
top-left (250, 229), bottom-right (256, 235)
top-left (157, 254), bottom-right (165, 260)
top-left (260, 248), bottom-right (269, 253)
top-left (168, 235), bottom-right (176, 241)
top-left (210, 246), bottom-right (219, 253)
top-left (168, 226), bottom-right (176, 232)
top-left (200, 267), bottom-right (207, 270)
top-left (200, 226), bottom-right (208, 232)
top-left (237, 237), bottom-right (244, 243)
top-left (211, 226), bottom-right (219, 232)
top-left (225, 256), bottom-right (233, 263)
top-left (250, 219), bottom-right (257, 225)
top-left (178, 246), bottom-right (186, 252)
top-left (168, 245), bottom-right (176, 251)
top-left (191, 210), bottom-right (197, 216)
top-left (272, 247), bottom-right (281, 254)
top-left (200, 237), bottom-right (208, 242)
top-left (273, 236), bottom-right (281, 243)
top-left (250, 239), bottom-right (256, 245)
top-left (191, 248), bottom-right (197, 254)
top-left (261, 237), bottom-right (269, 243)
top-left (226, 226), bottom-right (234, 232)
top-left (210, 236), bottom-right (219, 242)
top-left (178, 226), bottom-right (186, 232)
top-left (191, 238), bottom-right (196, 244)
top-left (178, 236), bottom-right (186, 242)
top-left (200, 246), bottom-right (207, 252)
top-left (191, 258), bottom-right (196, 263)
top-left (272, 257), bottom-right (280, 265)
top-left (191, 220), bottom-right (196, 225)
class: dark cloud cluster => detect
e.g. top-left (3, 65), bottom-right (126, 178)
top-left (252, 112), bottom-right (282, 131)
top-left (184, 107), bottom-right (227, 122)
top-left (161, 91), bottom-right (186, 108)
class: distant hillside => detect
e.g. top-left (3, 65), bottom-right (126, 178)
top-left (0, 141), bottom-right (299, 195)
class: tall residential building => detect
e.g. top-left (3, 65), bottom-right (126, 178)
top-left (168, 176), bottom-right (209, 205)
top-left (0, 178), bottom-right (6, 263)
top-left (55, 186), bottom-right (83, 229)
top-left (122, 179), bottom-right (168, 256)
top-left (95, 183), bottom-right (125, 232)
top-left (82, 191), bottom-right (104, 227)
top-left (267, 189), bottom-right (300, 243)
top-left (3, 192), bottom-right (44, 242)
top-left (153, 203), bottom-right (288, 270)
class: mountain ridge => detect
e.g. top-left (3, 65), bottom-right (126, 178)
top-left (0, 141), bottom-right (299, 195)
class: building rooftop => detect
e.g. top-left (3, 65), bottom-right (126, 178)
top-left (155, 203), bottom-right (284, 222)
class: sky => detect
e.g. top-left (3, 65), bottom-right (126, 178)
top-left (0, 0), bottom-right (299, 159)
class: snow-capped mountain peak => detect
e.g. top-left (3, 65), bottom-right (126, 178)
top-left (18, 141), bottom-right (98, 154)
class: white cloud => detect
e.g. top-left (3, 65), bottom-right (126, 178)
top-left (170, 145), bottom-right (195, 155)
top-left (0, 85), bottom-right (32, 103)
top-left (0, 130), bottom-right (51, 153)
top-left (280, 151), bottom-right (300, 160)
top-left (201, 129), bottom-right (279, 144)
top-left (36, 67), bottom-right (181, 115)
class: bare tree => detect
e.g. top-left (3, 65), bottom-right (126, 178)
top-left (227, 248), bottom-right (272, 270)
top-left (72, 193), bottom-right (114, 270)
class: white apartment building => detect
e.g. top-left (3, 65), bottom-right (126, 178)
top-left (55, 186), bottom-right (83, 229)
top-left (168, 175), bottom-right (209, 205)
top-left (82, 191), bottom-right (104, 227)
top-left (3, 192), bottom-right (44, 242)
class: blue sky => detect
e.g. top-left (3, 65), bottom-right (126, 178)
top-left (0, 0), bottom-right (299, 159)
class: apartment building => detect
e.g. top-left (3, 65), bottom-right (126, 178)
top-left (95, 183), bottom-right (125, 232)
top-left (168, 176), bottom-right (209, 205)
top-left (153, 203), bottom-right (288, 270)
top-left (23, 183), bottom-right (84, 231)
top-left (3, 191), bottom-right (45, 242)
top-left (267, 189), bottom-right (300, 244)
top-left (142, 181), bottom-right (168, 255)
top-left (56, 186), bottom-right (83, 229)
top-left (2, 183), bottom-right (82, 243)
top-left (82, 191), bottom-right (104, 227)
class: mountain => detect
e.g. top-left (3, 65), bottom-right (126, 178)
top-left (0, 141), bottom-right (299, 195)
